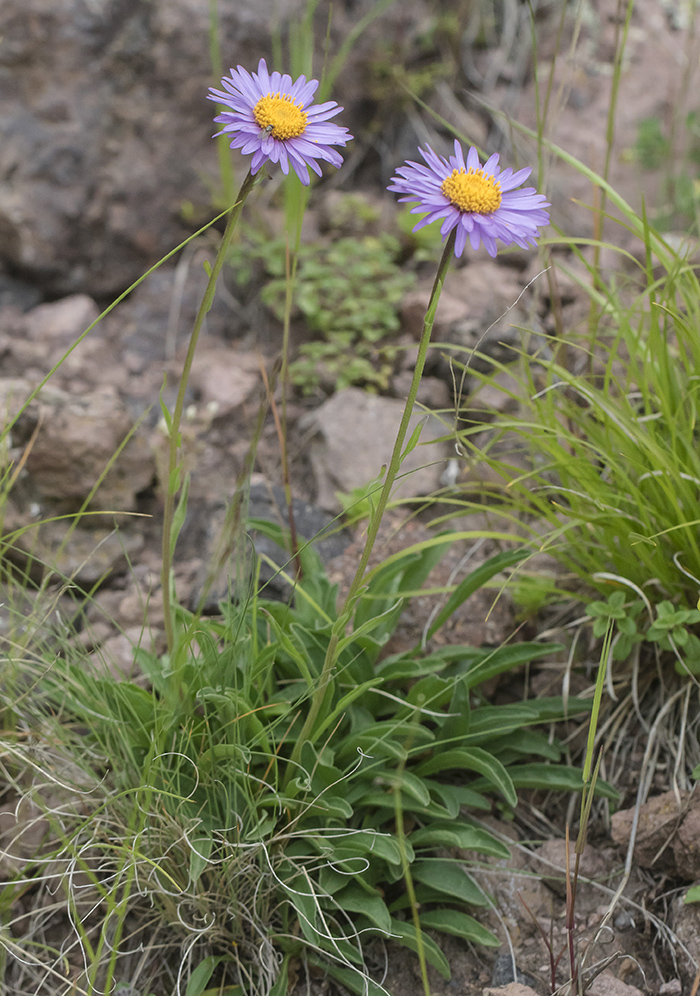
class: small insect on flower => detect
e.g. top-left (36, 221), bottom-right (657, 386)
top-left (388, 140), bottom-right (550, 258)
top-left (208, 59), bottom-right (353, 186)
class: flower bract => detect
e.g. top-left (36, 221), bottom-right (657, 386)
top-left (208, 59), bottom-right (352, 186)
top-left (388, 140), bottom-right (550, 258)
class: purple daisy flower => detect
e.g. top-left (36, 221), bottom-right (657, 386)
top-left (207, 59), bottom-right (352, 186)
top-left (388, 140), bottom-right (550, 258)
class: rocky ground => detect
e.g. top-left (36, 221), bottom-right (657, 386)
top-left (2, 0), bottom-right (700, 993)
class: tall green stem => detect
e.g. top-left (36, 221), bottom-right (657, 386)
top-left (290, 230), bottom-right (456, 765)
top-left (161, 168), bottom-right (259, 655)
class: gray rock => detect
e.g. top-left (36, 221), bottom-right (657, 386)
top-left (489, 953), bottom-right (542, 993)
top-left (0, 0), bottom-right (297, 296)
top-left (3, 508), bottom-right (145, 588)
top-left (0, 273), bottom-right (41, 311)
top-left (301, 386), bottom-right (449, 512)
top-left (400, 264), bottom-right (542, 387)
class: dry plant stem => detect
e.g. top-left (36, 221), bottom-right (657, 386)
top-left (588, 0), bottom-right (633, 340)
top-left (161, 168), bottom-right (259, 655)
top-left (290, 230), bottom-right (456, 766)
top-left (565, 828), bottom-right (580, 995)
top-left (691, 967), bottom-right (700, 996)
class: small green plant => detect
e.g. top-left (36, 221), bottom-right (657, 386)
top-left (228, 232), bottom-right (412, 393)
top-left (587, 591), bottom-right (700, 675)
top-left (585, 590), bottom-right (645, 662)
top-left (626, 111), bottom-right (700, 229)
top-left (630, 115), bottom-right (671, 171)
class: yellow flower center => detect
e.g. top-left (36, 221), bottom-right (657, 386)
top-left (253, 92), bottom-right (307, 140)
top-left (440, 168), bottom-right (502, 214)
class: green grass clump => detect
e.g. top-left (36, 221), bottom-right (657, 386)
top-left (440, 147), bottom-right (700, 686)
top-left (10, 533), bottom-right (598, 995)
top-left (460, 247), bottom-right (700, 592)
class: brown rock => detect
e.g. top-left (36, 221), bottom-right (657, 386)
top-left (611, 790), bottom-right (688, 872)
top-left (0, 377), bottom-right (35, 433)
top-left (0, 0), bottom-right (299, 296)
top-left (530, 839), bottom-right (611, 899)
top-left (9, 517), bottom-right (145, 587)
top-left (23, 386), bottom-right (154, 509)
top-left (401, 265), bottom-right (524, 341)
top-left (587, 971), bottom-right (644, 996)
top-left (24, 295), bottom-right (100, 345)
top-left (673, 793), bottom-right (700, 880)
top-left (671, 895), bottom-right (700, 986)
top-left (189, 347), bottom-right (261, 417)
top-left (391, 371), bottom-right (451, 410)
top-left (484, 985), bottom-right (539, 996)
top-left (465, 369), bottom-right (525, 417)
top-left (401, 287), bottom-right (467, 339)
top-left (93, 626), bottom-right (166, 681)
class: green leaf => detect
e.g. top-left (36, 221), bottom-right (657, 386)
top-left (311, 677), bottom-right (379, 742)
top-left (420, 780), bottom-right (461, 819)
top-left (460, 643), bottom-right (564, 691)
top-left (336, 721), bottom-right (434, 763)
top-left (268, 956), bottom-right (291, 996)
top-left (303, 794), bottom-right (354, 818)
top-left (463, 704), bottom-right (539, 742)
top-left (428, 782), bottom-right (490, 811)
top-left (415, 748), bottom-right (516, 806)
top-left (409, 822), bottom-right (511, 858)
top-left (492, 729), bottom-right (561, 762)
top-left (412, 859), bottom-right (488, 907)
top-left (419, 908), bottom-right (499, 947)
top-left (471, 763), bottom-right (618, 799)
top-left (185, 956), bottom-right (220, 996)
top-left (401, 417), bottom-right (427, 458)
top-left (188, 833), bottom-right (213, 886)
top-left (407, 673), bottom-right (453, 711)
top-left (685, 885), bottom-right (700, 903)
top-left (335, 884), bottom-right (392, 932)
top-left (438, 676), bottom-right (471, 741)
top-left (334, 831), bottom-right (406, 866)
top-left (372, 769), bottom-right (431, 807)
top-left (307, 956), bottom-right (390, 996)
top-left (198, 742), bottom-right (250, 772)
top-left (286, 888), bottom-right (362, 964)
top-left (353, 789), bottom-right (455, 821)
top-left (388, 919), bottom-right (451, 979)
top-left (426, 548), bottom-right (528, 640)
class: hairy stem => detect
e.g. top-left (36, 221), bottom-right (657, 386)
top-left (161, 168), bottom-right (259, 655)
top-left (289, 229), bottom-right (456, 766)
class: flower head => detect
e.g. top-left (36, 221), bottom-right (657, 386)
top-left (388, 140), bottom-right (550, 258)
top-left (208, 59), bottom-right (352, 186)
